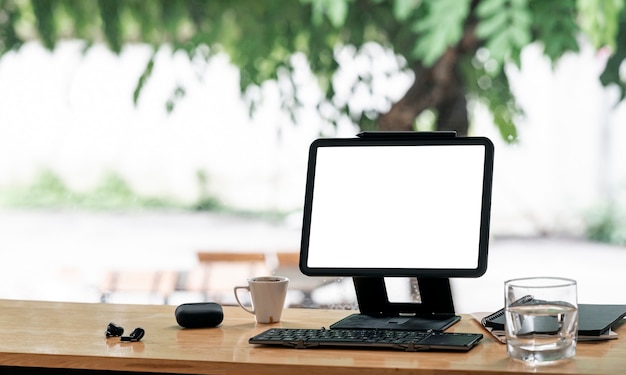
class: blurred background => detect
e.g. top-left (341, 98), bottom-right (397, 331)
top-left (0, 0), bottom-right (625, 313)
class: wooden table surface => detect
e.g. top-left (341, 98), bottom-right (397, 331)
top-left (0, 299), bottom-right (624, 374)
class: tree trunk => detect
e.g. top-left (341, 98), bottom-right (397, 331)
top-left (377, 48), bottom-right (469, 136)
top-left (377, 18), bottom-right (479, 135)
top-left (435, 86), bottom-right (469, 135)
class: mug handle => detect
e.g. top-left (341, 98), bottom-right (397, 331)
top-left (233, 286), bottom-right (255, 314)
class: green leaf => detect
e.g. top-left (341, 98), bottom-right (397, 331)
top-left (599, 9), bottom-right (626, 100)
top-left (327, 0), bottom-right (349, 27)
top-left (485, 31), bottom-right (510, 64)
top-left (476, 0), bottom-right (507, 17)
top-left (509, 25), bottom-right (531, 47)
top-left (393, 0), bottom-right (420, 20)
top-left (577, 0), bottom-right (624, 49)
top-left (32, 0), bottom-right (57, 49)
top-left (0, 1), bottom-right (24, 55)
top-left (493, 107), bottom-right (518, 143)
top-left (301, 0), bottom-right (350, 28)
top-left (461, 54), bottom-right (521, 143)
top-left (475, 11), bottom-right (508, 38)
top-left (475, 0), bottom-right (532, 70)
top-left (133, 53), bottom-right (155, 105)
top-left (530, 0), bottom-right (580, 63)
top-left (411, 0), bottom-right (471, 66)
top-left (97, 0), bottom-right (122, 53)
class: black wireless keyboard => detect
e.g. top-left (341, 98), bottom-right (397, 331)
top-left (249, 328), bottom-right (482, 352)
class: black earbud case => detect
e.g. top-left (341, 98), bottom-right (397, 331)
top-left (175, 302), bottom-right (224, 328)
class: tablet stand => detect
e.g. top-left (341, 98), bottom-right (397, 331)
top-left (329, 277), bottom-right (459, 331)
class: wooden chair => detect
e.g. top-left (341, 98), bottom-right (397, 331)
top-left (99, 270), bottom-right (178, 304)
top-left (183, 252), bottom-right (273, 304)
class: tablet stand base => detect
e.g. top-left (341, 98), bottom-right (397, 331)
top-left (329, 277), bottom-right (458, 331)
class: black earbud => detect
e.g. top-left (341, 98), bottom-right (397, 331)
top-left (105, 323), bottom-right (144, 342)
top-left (105, 322), bottom-right (124, 337)
top-left (121, 327), bottom-right (145, 342)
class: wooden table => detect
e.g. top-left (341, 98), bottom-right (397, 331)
top-left (0, 299), bottom-right (625, 374)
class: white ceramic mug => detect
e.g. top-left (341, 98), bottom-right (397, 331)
top-left (233, 276), bottom-right (289, 323)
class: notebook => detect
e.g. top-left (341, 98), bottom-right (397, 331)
top-left (478, 301), bottom-right (626, 342)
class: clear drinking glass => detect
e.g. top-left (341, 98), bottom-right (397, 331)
top-left (504, 277), bottom-right (578, 365)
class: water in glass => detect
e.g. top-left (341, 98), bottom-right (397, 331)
top-left (506, 302), bottom-right (577, 364)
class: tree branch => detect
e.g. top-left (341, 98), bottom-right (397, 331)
top-left (377, 18), bottom-right (479, 134)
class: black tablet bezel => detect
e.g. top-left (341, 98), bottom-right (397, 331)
top-left (298, 135), bottom-right (494, 278)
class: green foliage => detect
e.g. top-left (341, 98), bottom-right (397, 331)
top-left (303, 0), bottom-right (351, 27)
top-left (2, 0), bottom-right (626, 137)
top-left (193, 170), bottom-right (221, 212)
top-left (97, 0), bottom-right (122, 53)
top-left (0, 170), bottom-right (186, 211)
top-left (411, 0), bottom-right (471, 66)
top-left (577, 0), bottom-right (624, 50)
top-left (0, 0), bottom-right (24, 54)
top-left (133, 54), bottom-right (155, 105)
top-left (392, 0), bottom-right (420, 21)
top-left (462, 55), bottom-right (521, 142)
top-left (0, 170), bottom-right (71, 208)
top-left (0, 169), bottom-right (294, 219)
top-left (32, 0), bottom-right (56, 49)
top-left (476, 0), bottom-right (532, 69)
top-left (585, 203), bottom-right (626, 246)
top-left (530, 0), bottom-right (580, 62)
top-left (600, 8), bottom-right (626, 100)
